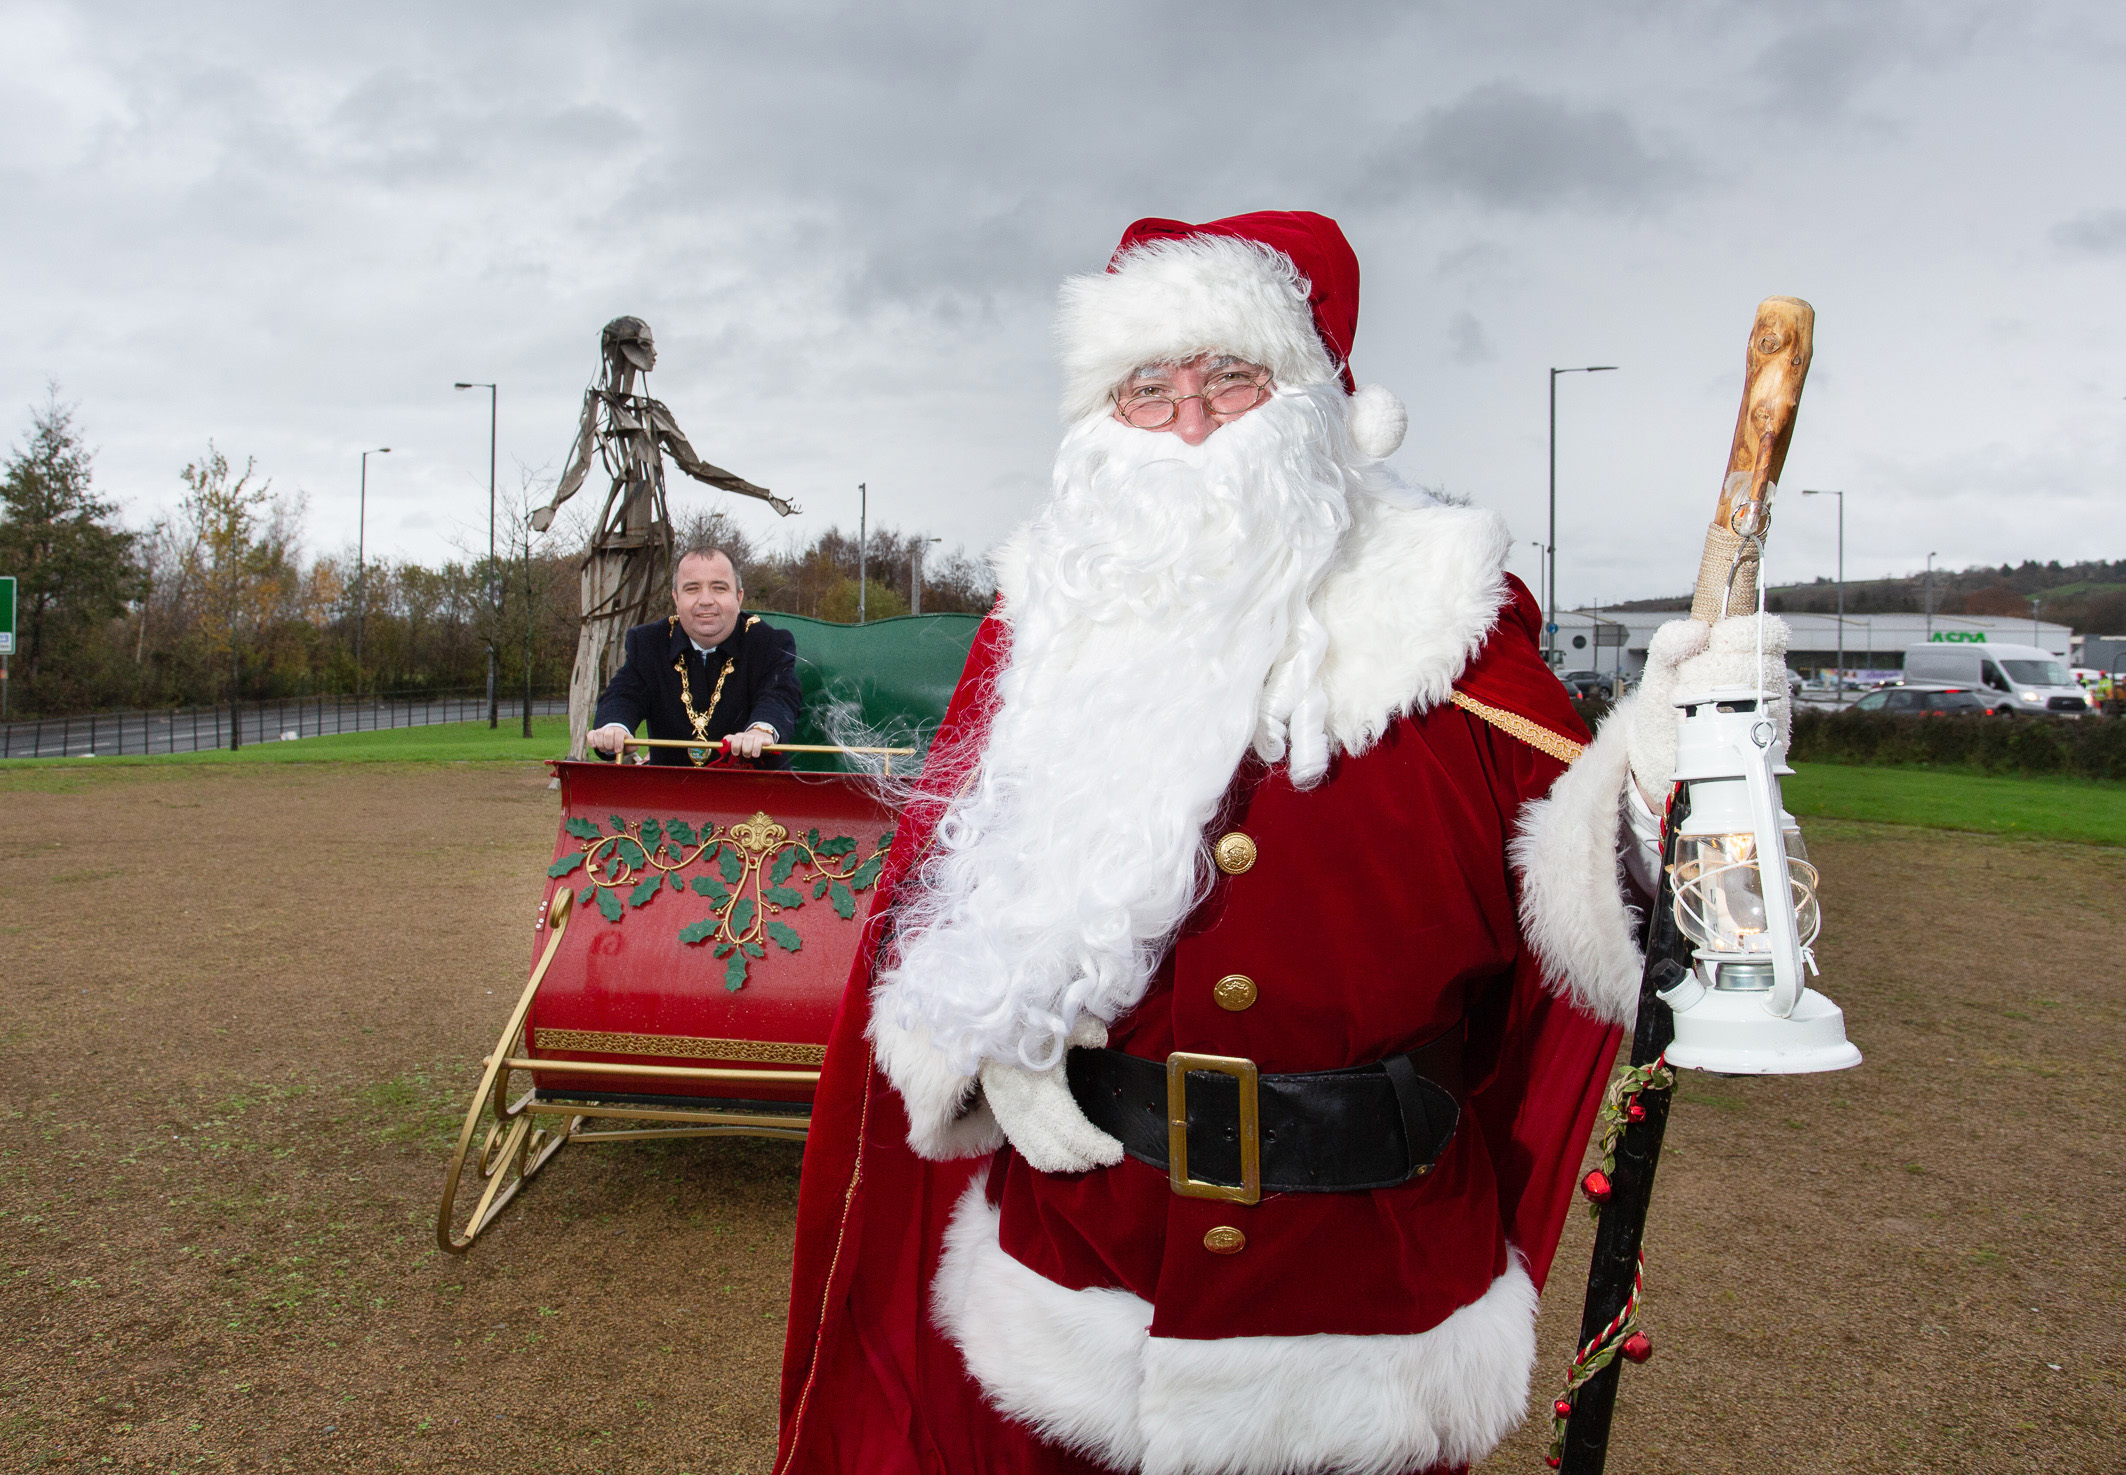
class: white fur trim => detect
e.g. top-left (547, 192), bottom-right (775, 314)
top-left (866, 1008), bottom-right (1003, 1160)
top-left (1346, 383), bottom-right (1407, 459)
top-left (1058, 236), bottom-right (1339, 423)
top-left (1510, 703), bottom-right (1645, 1027)
top-left (1313, 499), bottom-right (1515, 757)
top-left (934, 1183), bottom-right (1153, 1470)
top-left (988, 528), bottom-right (1031, 613)
top-left (933, 1185), bottom-right (1540, 1475)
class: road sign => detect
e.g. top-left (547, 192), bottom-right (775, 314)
top-left (1545, 621), bottom-right (1559, 634)
top-left (0, 575), bottom-right (14, 656)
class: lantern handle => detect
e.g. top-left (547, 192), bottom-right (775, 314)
top-left (1735, 728), bottom-right (1805, 1018)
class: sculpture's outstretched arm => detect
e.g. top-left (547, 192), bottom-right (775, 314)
top-left (530, 389), bottom-right (602, 532)
top-left (646, 399), bottom-right (798, 517)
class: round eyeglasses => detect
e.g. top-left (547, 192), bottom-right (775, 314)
top-left (1112, 372), bottom-right (1273, 430)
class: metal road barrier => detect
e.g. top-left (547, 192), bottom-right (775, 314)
top-left (0, 689), bottom-right (567, 759)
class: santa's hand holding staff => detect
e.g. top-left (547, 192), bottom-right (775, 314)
top-left (774, 212), bottom-right (1781, 1475)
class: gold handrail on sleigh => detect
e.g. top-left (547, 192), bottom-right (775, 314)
top-left (589, 735), bottom-right (917, 775)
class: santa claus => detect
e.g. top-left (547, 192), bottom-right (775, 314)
top-left (774, 211), bottom-right (1780, 1475)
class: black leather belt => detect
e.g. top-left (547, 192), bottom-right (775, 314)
top-left (1065, 1022), bottom-right (1465, 1205)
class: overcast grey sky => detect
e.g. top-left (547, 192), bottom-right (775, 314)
top-left (4, 0), bottom-right (2121, 609)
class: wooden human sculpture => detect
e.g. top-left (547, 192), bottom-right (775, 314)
top-left (531, 316), bottom-right (798, 756)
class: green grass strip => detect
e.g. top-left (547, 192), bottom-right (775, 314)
top-left (1784, 763), bottom-right (2125, 846)
top-left (0, 716), bottom-right (574, 769)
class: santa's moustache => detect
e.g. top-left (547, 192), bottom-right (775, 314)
top-left (882, 383), bottom-right (1367, 1077)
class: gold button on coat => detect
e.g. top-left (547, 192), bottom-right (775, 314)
top-left (1212, 832), bottom-right (1257, 875)
top-left (1203, 1225), bottom-right (1246, 1254)
top-left (1212, 974), bottom-right (1258, 1012)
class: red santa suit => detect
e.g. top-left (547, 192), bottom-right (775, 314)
top-left (775, 215), bottom-right (1652, 1475)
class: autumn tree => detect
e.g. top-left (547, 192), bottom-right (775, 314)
top-left (0, 390), bottom-right (137, 699)
top-left (170, 444), bottom-right (295, 711)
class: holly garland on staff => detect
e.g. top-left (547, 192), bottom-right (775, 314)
top-left (546, 808), bottom-right (892, 991)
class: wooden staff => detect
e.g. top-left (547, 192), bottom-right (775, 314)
top-left (1688, 297), bottom-right (1816, 625)
top-left (1559, 297), bottom-right (1814, 1475)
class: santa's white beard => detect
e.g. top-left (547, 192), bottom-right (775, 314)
top-left (881, 382), bottom-right (1373, 1076)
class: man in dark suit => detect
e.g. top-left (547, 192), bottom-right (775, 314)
top-left (587, 546), bottom-right (802, 767)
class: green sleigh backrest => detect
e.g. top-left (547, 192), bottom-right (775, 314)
top-left (773, 612), bottom-right (984, 772)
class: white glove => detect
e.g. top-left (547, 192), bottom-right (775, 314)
top-left (1628, 615), bottom-right (1792, 801)
top-left (978, 1015), bottom-right (1124, 1174)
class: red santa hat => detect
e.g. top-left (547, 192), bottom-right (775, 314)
top-left (1057, 210), bottom-right (1408, 458)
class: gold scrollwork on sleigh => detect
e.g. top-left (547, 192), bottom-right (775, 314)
top-left (545, 809), bottom-right (893, 991)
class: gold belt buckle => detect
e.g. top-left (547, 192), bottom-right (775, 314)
top-left (1166, 1051), bottom-right (1261, 1206)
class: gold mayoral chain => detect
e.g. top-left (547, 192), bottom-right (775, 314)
top-left (674, 653), bottom-right (736, 766)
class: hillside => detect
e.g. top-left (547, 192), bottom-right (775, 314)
top-left (1607, 558), bottom-right (2126, 633)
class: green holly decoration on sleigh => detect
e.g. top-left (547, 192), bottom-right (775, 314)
top-left (545, 809), bottom-right (892, 991)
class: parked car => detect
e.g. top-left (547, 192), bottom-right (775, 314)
top-left (1560, 670), bottom-right (1612, 700)
top-left (1902, 642), bottom-right (2091, 715)
top-left (1848, 683), bottom-right (1999, 717)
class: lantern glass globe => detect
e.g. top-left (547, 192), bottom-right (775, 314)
top-left (1672, 828), bottom-right (1820, 963)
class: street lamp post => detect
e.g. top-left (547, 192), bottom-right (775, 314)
top-left (1548, 365), bottom-right (1618, 667)
top-left (912, 536), bottom-right (942, 615)
top-left (454, 381), bottom-right (499, 726)
top-left (1925, 550), bottom-right (1938, 639)
top-left (857, 482), bottom-right (868, 624)
top-left (2029, 595), bottom-right (2042, 644)
top-left (357, 447), bottom-right (391, 698)
top-left (1802, 489), bottom-right (1845, 698)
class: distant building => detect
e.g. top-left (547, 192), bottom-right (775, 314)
top-left (1551, 609), bottom-right (2075, 682)
top-left (2081, 636), bottom-right (2126, 674)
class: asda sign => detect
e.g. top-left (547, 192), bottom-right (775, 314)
top-left (1929, 630), bottom-right (1987, 643)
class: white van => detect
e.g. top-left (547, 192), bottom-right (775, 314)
top-left (1902, 642), bottom-right (2091, 715)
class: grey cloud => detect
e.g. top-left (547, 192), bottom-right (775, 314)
top-left (1751, 18), bottom-right (1905, 116)
top-left (2051, 210), bottom-right (2126, 257)
top-left (1446, 311), bottom-right (1492, 365)
top-left (1435, 241), bottom-right (1512, 282)
top-left (1365, 83), bottom-right (1700, 214)
top-left (2, 0), bottom-right (2119, 582)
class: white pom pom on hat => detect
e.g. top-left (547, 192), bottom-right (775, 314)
top-left (1346, 383), bottom-right (1407, 459)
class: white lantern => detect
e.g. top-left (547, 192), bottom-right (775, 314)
top-left (1658, 682), bottom-right (1862, 1074)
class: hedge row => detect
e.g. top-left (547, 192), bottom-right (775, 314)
top-left (1788, 708), bottom-right (2126, 781)
top-left (1563, 699), bottom-right (2122, 781)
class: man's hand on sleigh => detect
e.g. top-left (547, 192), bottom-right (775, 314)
top-left (588, 722), bottom-right (633, 756)
top-left (1626, 614), bottom-right (1792, 804)
top-left (978, 1015), bottom-right (1125, 1174)
top-left (722, 723), bottom-right (776, 761)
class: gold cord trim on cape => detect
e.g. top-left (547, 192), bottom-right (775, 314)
top-left (531, 1029), bottom-right (825, 1066)
top-left (1449, 690), bottom-right (1587, 765)
top-left (774, 1042), bottom-right (873, 1474)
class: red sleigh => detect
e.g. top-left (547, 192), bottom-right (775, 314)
top-left (436, 613), bottom-right (976, 1252)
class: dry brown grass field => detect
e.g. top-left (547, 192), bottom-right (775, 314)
top-left (1, 761), bottom-right (2120, 1473)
